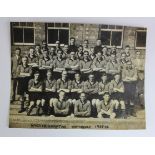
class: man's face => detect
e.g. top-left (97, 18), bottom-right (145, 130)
top-left (89, 75), bottom-right (94, 82)
top-left (136, 51), bottom-right (141, 58)
top-left (55, 41), bottom-right (60, 48)
top-left (47, 72), bottom-right (52, 79)
top-left (114, 74), bottom-right (120, 81)
top-left (83, 52), bottom-right (89, 59)
top-left (103, 94), bottom-right (110, 102)
top-left (90, 47), bottom-right (95, 55)
top-left (43, 51), bottom-right (48, 58)
top-left (70, 52), bottom-right (76, 59)
top-left (34, 74), bottom-right (39, 80)
top-left (97, 52), bottom-right (102, 59)
top-left (121, 53), bottom-right (126, 60)
top-left (96, 40), bottom-right (101, 46)
top-left (22, 58), bottom-right (28, 65)
top-left (83, 40), bottom-right (88, 48)
top-left (57, 51), bottom-right (62, 58)
top-left (59, 91), bottom-right (65, 100)
top-left (102, 47), bottom-right (107, 54)
top-left (35, 46), bottom-right (40, 51)
top-left (29, 48), bottom-right (35, 56)
top-left (70, 38), bottom-right (75, 45)
top-left (111, 54), bottom-right (116, 61)
top-left (75, 74), bottom-right (80, 81)
top-left (80, 93), bottom-right (86, 101)
top-left (64, 45), bottom-right (69, 52)
top-left (15, 49), bottom-right (21, 56)
top-left (78, 46), bottom-right (83, 53)
top-left (125, 47), bottom-right (130, 53)
top-left (101, 75), bottom-right (107, 82)
top-left (62, 71), bottom-right (67, 79)
top-left (50, 47), bottom-right (55, 55)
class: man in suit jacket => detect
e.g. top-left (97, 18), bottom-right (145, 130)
top-left (11, 48), bottom-right (22, 102)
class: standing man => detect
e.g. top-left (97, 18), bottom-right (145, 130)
top-left (94, 39), bottom-right (102, 55)
top-left (122, 61), bottom-right (138, 117)
top-left (11, 48), bottom-right (22, 102)
top-left (68, 37), bottom-right (78, 54)
top-left (16, 56), bottom-right (32, 113)
top-left (74, 92), bottom-right (91, 117)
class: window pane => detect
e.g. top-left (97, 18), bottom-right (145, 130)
top-left (116, 26), bottom-right (123, 29)
top-left (20, 22), bottom-right (26, 26)
top-left (13, 28), bottom-right (23, 43)
top-left (24, 28), bottom-right (34, 43)
top-left (59, 29), bottom-right (69, 44)
top-left (55, 23), bottom-right (62, 27)
top-left (101, 31), bottom-right (111, 45)
top-left (27, 22), bottom-right (33, 27)
top-left (48, 23), bottom-right (54, 27)
top-left (62, 23), bottom-right (69, 27)
top-left (136, 31), bottom-right (146, 47)
top-left (101, 25), bottom-right (108, 29)
top-left (12, 22), bottom-right (19, 26)
top-left (109, 25), bottom-right (115, 29)
top-left (111, 31), bottom-right (122, 46)
top-left (48, 29), bottom-right (58, 44)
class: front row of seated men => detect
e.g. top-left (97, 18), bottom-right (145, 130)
top-left (16, 67), bottom-right (126, 119)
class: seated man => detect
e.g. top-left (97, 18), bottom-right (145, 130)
top-left (43, 70), bottom-right (57, 115)
top-left (52, 49), bottom-right (66, 72)
top-left (27, 71), bottom-right (44, 116)
top-left (27, 47), bottom-right (39, 67)
top-left (92, 50), bottom-right (107, 72)
top-left (71, 72), bottom-right (84, 103)
top-left (97, 92), bottom-right (116, 119)
top-left (98, 73), bottom-right (110, 96)
top-left (109, 73), bottom-right (126, 118)
top-left (106, 52), bottom-right (121, 80)
top-left (80, 51), bottom-right (93, 74)
top-left (52, 90), bottom-right (71, 117)
top-left (39, 49), bottom-right (53, 69)
top-left (56, 70), bottom-right (72, 93)
top-left (16, 56), bottom-right (32, 113)
top-left (77, 45), bottom-right (83, 60)
top-left (65, 51), bottom-right (80, 71)
top-left (84, 74), bottom-right (99, 117)
top-left (74, 92), bottom-right (91, 117)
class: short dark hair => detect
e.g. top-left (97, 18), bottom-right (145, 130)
top-left (15, 47), bottom-right (21, 52)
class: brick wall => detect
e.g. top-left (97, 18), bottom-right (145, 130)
top-left (11, 23), bottom-right (146, 57)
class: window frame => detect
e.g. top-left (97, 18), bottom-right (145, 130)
top-left (135, 29), bottom-right (147, 50)
top-left (12, 22), bottom-right (35, 46)
top-left (47, 23), bottom-right (70, 46)
top-left (100, 25), bottom-right (124, 48)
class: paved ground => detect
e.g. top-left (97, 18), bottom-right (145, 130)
top-left (9, 101), bottom-right (146, 130)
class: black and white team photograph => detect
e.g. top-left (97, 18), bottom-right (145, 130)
top-left (9, 22), bottom-right (146, 129)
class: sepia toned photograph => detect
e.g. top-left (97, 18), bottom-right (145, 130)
top-left (9, 21), bottom-right (146, 129)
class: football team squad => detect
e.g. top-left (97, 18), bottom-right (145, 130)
top-left (11, 38), bottom-right (145, 119)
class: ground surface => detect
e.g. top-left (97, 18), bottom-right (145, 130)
top-left (9, 101), bottom-right (146, 130)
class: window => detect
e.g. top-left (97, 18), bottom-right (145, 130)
top-left (100, 25), bottom-right (124, 48)
top-left (11, 22), bottom-right (35, 45)
top-left (135, 28), bottom-right (147, 49)
top-left (47, 23), bottom-right (70, 45)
